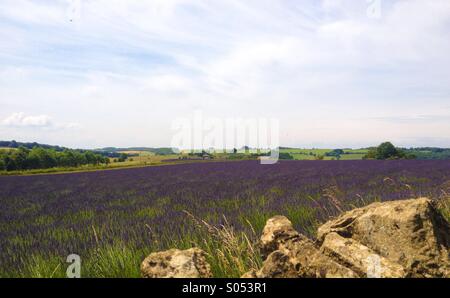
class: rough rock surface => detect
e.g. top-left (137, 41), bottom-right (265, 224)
top-left (260, 215), bottom-right (301, 259)
top-left (253, 216), bottom-right (357, 278)
top-left (317, 198), bottom-right (449, 277)
top-left (243, 197), bottom-right (449, 278)
top-left (283, 237), bottom-right (358, 278)
top-left (141, 248), bottom-right (212, 278)
top-left (320, 232), bottom-right (405, 277)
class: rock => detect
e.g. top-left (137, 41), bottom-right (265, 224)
top-left (254, 250), bottom-right (299, 278)
top-left (241, 270), bottom-right (258, 278)
top-left (141, 248), bottom-right (212, 278)
top-left (253, 216), bottom-right (357, 278)
top-left (253, 235), bottom-right (357, 278)
top-left (260, 215), bottom-right (300, 259)
top-left (249, 197), bottom-right (449, 278)
top-left (320, 232), bottom-right (405, 277)
top-left (317, 198), bottom-right (450, 277)
top-left (285, 236), bottom-right (358, 278)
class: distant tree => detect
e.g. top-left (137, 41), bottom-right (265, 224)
top-left (30, 147), bottom-right (56, 168)
top-left (59, 150), bottom-right (76, 167)
top-left (12, 147), bottom-right (30, 169)
top-left (118, 153), bottom-right (128, 162)
top-left (4, 155), bottom-right (17, 171)
top-left (376, 142), bottom-right (398, 159)
top-left (84, 151), bottom-right (97, 165)
top-left (233, 148), bottom-right (237, 154)
top-left (0, 145), bottom-right (109, 171)
top-left (334, 149), bottom-right (345, 155)
top-left (363, 142), bottom-right (416, 160)
top-left (325, 149), bottom-right (344, 158)
top-left (279, 152), bottom-right (294, 160)
top-left (9, 140), bottom-right (18, 148)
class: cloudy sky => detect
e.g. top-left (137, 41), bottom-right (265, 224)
top-left (1, 0), bottom-right (450, 149)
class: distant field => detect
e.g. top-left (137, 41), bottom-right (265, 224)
top-left (1, 148), bottom-right (372, 176)
top-left (280, 148), bottom-right (368, 160)
top-left (117, 150), bottom-right (155, 156)
top-left (338, 153), bottom-right (366, 160)
top-left (109, 152), bottom-right (180, 165)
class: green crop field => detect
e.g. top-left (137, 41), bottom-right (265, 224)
top-left (279, 148), bottom-right (368, 160)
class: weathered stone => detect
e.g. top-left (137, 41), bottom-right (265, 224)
top-left (255, 221), bottom-right (357, 278)
top-left (260, 215), bottom-right (300, 259)
top-left (284, 236), bottom-right (358, 278)
top-left (320, 232), bottom-right (405, 277)
top-left (141, 248), bottom-right (212, 278)
top-left (241, 270), bottom-right (258, 278)
top-left (255, 250), bottom-right (299, 278)
top-left (317, 198), bottom-right (450, 277)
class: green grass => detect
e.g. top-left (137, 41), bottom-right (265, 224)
top-left (136, 207), bottom-right (163, 219)
top-left (339, 153), bottom-right (366, 160)
top-left (2, 226), bottom-right (262, 278)
top-left (285, 205), bottom-right (318, 237)
top-left (280, 148), bottom-right (369, 160)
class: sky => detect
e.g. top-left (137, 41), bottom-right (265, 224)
top-left (1, 0), bottom-right (450, 149)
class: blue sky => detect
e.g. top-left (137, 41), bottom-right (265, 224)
top-left (1, 0), bottom-right (450, 149)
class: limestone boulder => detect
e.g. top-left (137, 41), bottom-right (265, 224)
top-left (260, 215), bottom-right (300, 259)
top-left (252, 216), bottom-right (357, 278)
top-left (141, 247), bottom-right (212, 278)
top-left (317, 198), bottom-right (450, 277)
top-left (320, 232), bottom-right (405, 277)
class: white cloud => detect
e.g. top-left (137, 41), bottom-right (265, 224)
top-left (0, 0), bottom-right (66, 25)
top-left (2, 112), bottom-right (52, 127)
top-left (1, 112), bottom-right (81, 130)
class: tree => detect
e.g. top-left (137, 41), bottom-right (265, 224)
top-left (12, 147), bottom-right (30, 169)
top-left (279, 152), bottom-right (294, 160)
top-left (84, 151), bottom-right (98, 165)
top-left (325, 149), bottom-right (344, 158)
top-left (3, 155), bottom-right (17, 171)
top-left (363, 142), bottom-right (415, 160)
top-left (28, 147), bottom-right (56, 168)
top-left (59, 150), bottom-right (76, 167)
top-left (9, 140), bottom-right (18, 148)
top-left (27, 147), bottom-right (43, 169)
top-left (0, 145), bottom-right (119, 171)
top-left (118, 153), bottom-right (128, 162)
top-left (375, 142), bottom-right (398, 159)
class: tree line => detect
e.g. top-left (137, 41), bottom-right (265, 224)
top-left (0, 147), bottom-right (110, 171)
top-left (363, 142), bottom-right (416, 160)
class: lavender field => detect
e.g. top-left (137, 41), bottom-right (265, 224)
top-left (1, 160), bottom-right (450, 277)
